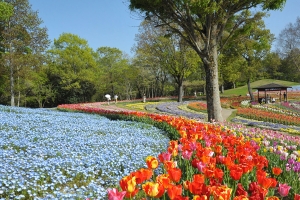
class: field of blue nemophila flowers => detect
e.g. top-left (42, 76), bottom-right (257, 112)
top-left (0, 105), bottom-right (170, 199)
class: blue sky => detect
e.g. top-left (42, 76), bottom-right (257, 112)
top-left (29, 0), bottom-right (300, 57)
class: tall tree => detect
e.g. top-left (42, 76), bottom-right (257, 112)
top-left (276, 17), bottom-right (300, 72)
top-left (0, 0), bottom-right (49, 106)
top-left (47, 33), bottom-right (97, 104)
top-left (129, 0), bottom-right (286, 122)
top-left (134, 21), bottom-right (200, 102)
top-left (0, 2), bottom-right (13, 102)
top-left (220, 11), bottom-right (274, 100)
top-left (262, 52), bottom-right (282, 79)
top-left (95, 47), bottom-right (132, 100)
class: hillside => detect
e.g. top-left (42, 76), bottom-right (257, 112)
top-left (222, 79), bottom-right (299, 96)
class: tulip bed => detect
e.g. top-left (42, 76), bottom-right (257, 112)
top-left (57, 102), bottom-right (300, 199)
top-left (220, 97), bottom-right (251, 109)
top-left (237, 107), bottom-right (300, 126)
top-left (187, 100), bottom-right (300, 134)
top-left (0, 105), bottom-right (170, 199)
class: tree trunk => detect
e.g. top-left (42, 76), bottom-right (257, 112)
top-left (247, 78), bottom-right (255, 101)
top-left (8, 20), bottom-right (15, 107)
top-left (178, 83), bottom-right (183, 102)
top-left (202, 39), bottom-right (223, 122)
top-left (17, 75), bottom-right (20, 107)
top-left (10, 60), bottom-right (15, 106)
top-left (204, 64), bottom-right (223, 122)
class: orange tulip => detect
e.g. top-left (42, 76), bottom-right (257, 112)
top-left (131, 168), bottom-right (153, 184)
top-left (233, 195), bottom-right (249, 200)
top-left (146, 156), bottom-right (159, 169)
top-left (188, 175), bottom-right (209, 196)
top-left (203, 167), bottom-right (215, 178)
top-left (142, 182), bottom-right (160, 197)
top-left (258, 176), bottom-right (274, 190)
top-left (164, 160), bottom-right (177, 170)
top-left (119, 175), bottom-right (136, 193)
top-left (168, 168), bottom-right (182, 183)
top-left (168, 140), bottom-right (179, 156)
top-left (210, 185), bottom-right (232, 200)
top-left (266, 196), bottom-right (280, 200)
top-left (193, 195), bottom-right (208, 200)
top-left (183, 180), bottom-right (190, 190)
top-left (214, 167), bottom-right (224, 183)
top-left (214, 145), bottom-right (223, 154)
top-left (156, 174), bottom-right (172, 189)
top-left (167, 184), bottom-right (182, 200)
top-left (193, 174), bottom-right (205, 184)
top-left (272, 167), bottom-right (282, 176)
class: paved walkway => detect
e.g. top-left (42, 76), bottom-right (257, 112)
top-left (222, 108), bottom-right (236, 122)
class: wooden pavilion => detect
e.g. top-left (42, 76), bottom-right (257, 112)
top-left (252, 83), bottom-right (292, 103)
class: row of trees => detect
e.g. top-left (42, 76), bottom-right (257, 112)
top-left (1, 0), bottom-right (300, 119)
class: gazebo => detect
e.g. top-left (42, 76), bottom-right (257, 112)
top-left (252, 83), bottom-right (292, 103)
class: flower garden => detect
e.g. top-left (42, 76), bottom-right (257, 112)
top-left (0, 105), bottom-right (169, 199)
top-left (1, 94), bottom-right (300, 199)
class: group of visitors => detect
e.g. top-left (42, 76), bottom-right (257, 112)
top-left (260, 92), bottom-right (287, 104)
top-left (105, 94), bottom-right (118, 104)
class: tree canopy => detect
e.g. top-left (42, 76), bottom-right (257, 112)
top-left (129, 0), bottom-right (286, 122)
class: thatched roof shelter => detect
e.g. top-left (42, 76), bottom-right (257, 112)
top-left (252, 83), bottom-right (292, 103)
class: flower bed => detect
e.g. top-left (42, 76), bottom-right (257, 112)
top-left (57, 102), bottom-right (300, 199)
top-left (0, 105), bottom-right (170, 199)
top-left (155, 101), bottom-right (206, 120)
top-left (237, 107), bottom-right (300, 126)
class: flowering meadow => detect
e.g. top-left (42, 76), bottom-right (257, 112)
top-left (0, 105), bottom-right (170, 199)
top-left (57, 102), bottom-right (300, 200)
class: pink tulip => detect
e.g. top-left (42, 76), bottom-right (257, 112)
top-left (196, 161), bottom-right (206, 173)
top-left (182, 150), bottom-right (193, 160)
top-left (278, 183), bottom-right (291, 197)
top-left (160, 151), bottom-right (172, 162)
top-left (107, 188), bottom-right (126, 200)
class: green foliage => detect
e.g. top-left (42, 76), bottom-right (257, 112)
top-left (134, 20), bottom-right (201, 102)
top-left (0, 0), bottom-right (50, 106)
top-left (0, 1), bottom-right (13, 21)
top-left (129, 0), bottom-right (287, 121)
top-left (47, 33), bottom-right (97, 105)
top-left (95, 46), bottom-right (135, 100)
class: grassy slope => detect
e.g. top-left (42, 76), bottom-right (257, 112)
top-left (222, 79), bottom-right (299, 96)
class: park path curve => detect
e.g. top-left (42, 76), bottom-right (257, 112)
top-left (222, 108), bottom-right (236, 122)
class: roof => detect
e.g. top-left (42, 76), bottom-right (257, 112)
top-left (252, 83), bottom-right (292, 91)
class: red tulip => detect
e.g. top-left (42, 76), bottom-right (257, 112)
top-left (230, 165), bottom-right (243, 181)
